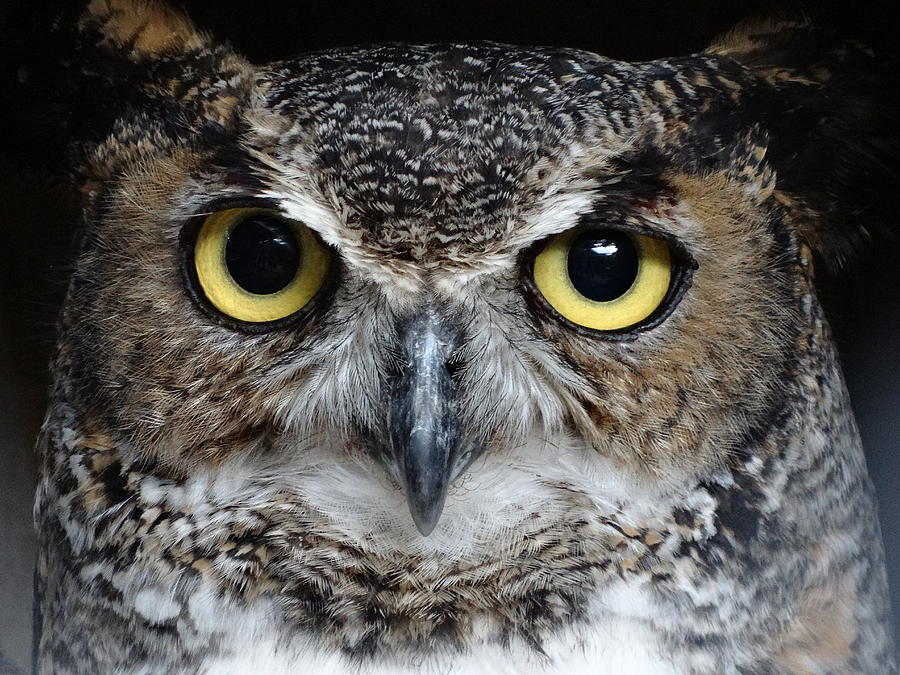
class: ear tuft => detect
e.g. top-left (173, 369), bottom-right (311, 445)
top-left (708, 18), bottom-right (813, 66)
top-left (709, 19), bottom-right (900, 271)
top-left (79, 0), bottom-right (207, 60)
top-left (11, 0), bottom-right (255, 182)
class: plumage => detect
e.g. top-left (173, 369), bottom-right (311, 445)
top-left (34, 1), bottom-right (897, 672)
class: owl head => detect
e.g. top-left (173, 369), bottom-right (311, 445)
top-left (54, 0), bottom-right (897, 541)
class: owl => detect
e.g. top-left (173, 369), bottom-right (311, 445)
top-left (32, 0), bottom-right (897, 673)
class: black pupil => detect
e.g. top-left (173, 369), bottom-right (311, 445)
top-left (225, 217), bottom-right (301, 295)
top-left (567, 229), bottom-right (639, 302)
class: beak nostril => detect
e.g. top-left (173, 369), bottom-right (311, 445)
top-left (445, 356), bottom-right (465, 381)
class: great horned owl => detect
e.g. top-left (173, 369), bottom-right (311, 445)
top-left (33, 1), bottom-right (897, 672)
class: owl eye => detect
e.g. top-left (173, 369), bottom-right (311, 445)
top-left (531, 228), bottom-right (675, 332)
top-left (190, 207), bottom-right (330, 324)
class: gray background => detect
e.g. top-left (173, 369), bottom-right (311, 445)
top-left (1, 0), bottom-right (897, 670)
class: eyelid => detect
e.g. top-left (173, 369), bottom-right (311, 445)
top-left (571, 212), bottom-right (697, 266)
top-left (531, 217), bottom-right (697, 271)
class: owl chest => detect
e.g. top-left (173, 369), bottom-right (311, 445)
top-left (44, 437), bottom-right (737, 674)
top-left (190, 577), bottom-right (689, 675)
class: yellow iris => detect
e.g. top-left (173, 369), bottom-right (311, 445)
top-left (193, 207), bottom-right (330, 323)
top-left (532, 229), bottom-right (672, 331)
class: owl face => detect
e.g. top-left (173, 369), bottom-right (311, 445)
top-left (64, 34), bottom-right (805, 540)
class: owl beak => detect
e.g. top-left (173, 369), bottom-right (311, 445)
top-left (385, 306), bottom-right (464, 536)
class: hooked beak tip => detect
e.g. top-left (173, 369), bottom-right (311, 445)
top-left (407, 489), bottom-right (447, 536)
top-left (402, 442), bottom-right (451, 536)
top-left (412, 511), bottom-right (441, 537)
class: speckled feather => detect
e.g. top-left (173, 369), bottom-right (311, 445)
top-left (34, 2), bottom-right (896, 673)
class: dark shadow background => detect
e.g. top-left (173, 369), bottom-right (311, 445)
top-left (1, 0), bottom-right (897, 670)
